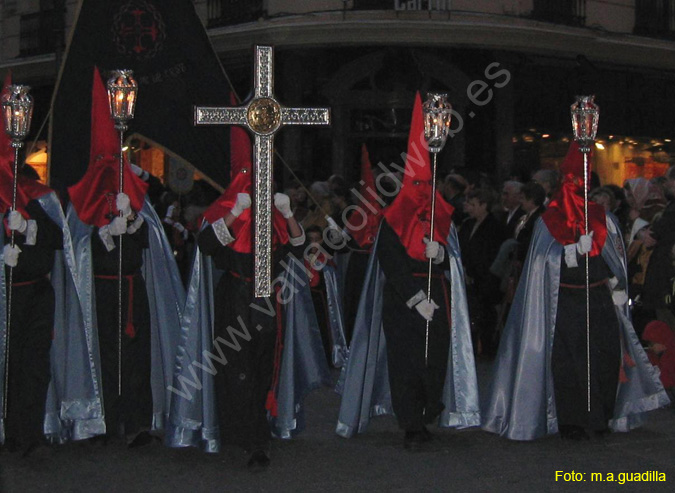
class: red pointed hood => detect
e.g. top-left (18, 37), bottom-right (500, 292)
top-left (542, 141), bottom-right (606, 255)
top-left (203, 93), bottom-right (288, 253)
top-left (382, 92), bottom-right (454, 261)
top-left (347, 144), bottom-right (384, 249)
top-left (1, 72), bottom-right (52, 219)
top-left (68, 67), bottom-right (148, 227)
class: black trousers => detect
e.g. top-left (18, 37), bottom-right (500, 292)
top-left (214, 275), bottom-right (276, 452)
top-left (95, 274), bottom-right (152, 437)
top-left (6, 278), bottom-right (54, 445)
top-left (552, 285), bottom-right (621, 431)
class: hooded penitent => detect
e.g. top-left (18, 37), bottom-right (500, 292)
top-left (67, 66), bottom-right (147, 227)
top-left (382, 91), bottom-right (454, 262)
top-left (347, 144), bottom-right (383, 249)
top-left (202, 93), bottom-right (288, 253)
top-left (541, 141), bottom-right (607, 255)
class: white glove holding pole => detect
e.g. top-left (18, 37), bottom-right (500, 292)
top-left (7, 210), bottom-right (27, 234)
top-left (116, 192), bottom-right (132, 218)
top-left (576, 232), bottom-right (594, 255)
top-left (414, 299), bottom-right (439, 322)
top-left (423, 237), bottom-right (445, 264)
top-left (109, 216), bottom-right (128, 236)
top-left (274, 193), bottom-right (293, 218)
top-left (612, 290), bottom-right (629, 306)
top-left (230, 193), bottom-right (251, 217)
top-left (326, 216), bottom-right (347, 245)
top-left (3, 244), bottom-right (21, 267)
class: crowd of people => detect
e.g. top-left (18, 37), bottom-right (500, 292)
top-left (1, 77), bottom-right (673, 468)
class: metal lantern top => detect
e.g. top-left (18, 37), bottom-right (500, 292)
top-left (106, 69), bottom-right (138, 127)
top-left (422, 92), bottom-right (452, 153)
top-left (570, 95), bottom-right (599, 152)
top-left (1, 84), bottom-right (34, 144)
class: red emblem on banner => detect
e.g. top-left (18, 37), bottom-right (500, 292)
top-left (112, 0), bottom-right (166, 59)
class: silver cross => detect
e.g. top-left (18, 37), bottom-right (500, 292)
top-left (194, 45), bottom-right (331, 297)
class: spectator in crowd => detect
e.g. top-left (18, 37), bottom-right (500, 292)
top-left (532, 168), bottom-right (559, 206)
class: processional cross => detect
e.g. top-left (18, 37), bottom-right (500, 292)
top-left (194, 45), bottom-right (331, 297)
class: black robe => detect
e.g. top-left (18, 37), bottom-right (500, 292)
top-left (4, 200), bottom-right (63, 446)
top-left (376, 219), bottom-right (451, 432)
top-left (552, 254), bottom-right (621, 431)
top-left (198, 226), bottom-right (302, 452)
top-left (91, 221), bottom-right (152, 437)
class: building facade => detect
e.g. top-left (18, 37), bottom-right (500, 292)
top-left (1, 0), bottom-right (674, 185)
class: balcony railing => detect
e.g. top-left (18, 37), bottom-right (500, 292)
top-left (634, 0), bottom-right (675, 39)
top-left (532, 0), bottom-right (586, 27)
top-left (207, 0), bottom-right (263, 28)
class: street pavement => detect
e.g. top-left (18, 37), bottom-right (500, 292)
top-left (2, 361), bottom-right (674, 492)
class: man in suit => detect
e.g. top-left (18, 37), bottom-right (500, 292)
top-left (500, 181), bottom-right (525, 239)
top-left (459, 188), bottom-right (506, 358)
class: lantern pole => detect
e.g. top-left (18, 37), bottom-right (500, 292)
top-left (1, 85), bottom-right (34, 418)
top-left (422, 93), bottom-right (452, 366)
top-left (106, 70), bottom-right (138, 398)
top-left (570, 95), bottom-right (599, 413)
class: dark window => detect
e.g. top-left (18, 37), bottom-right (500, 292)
top-left (635, 0), bottom-right (675, 39)
top-left (532, 0), bottom-right (586, 27)
top-left (19, 8), bottom-right (62, 57)
top-left (207, 0), bottom-right (263, 28)
top-left (354, 0), bottom-right (391, 9)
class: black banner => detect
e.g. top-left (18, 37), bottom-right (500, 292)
top-left (50, 0), bottom-right (231, 190)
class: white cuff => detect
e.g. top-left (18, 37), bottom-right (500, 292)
top-left (24, 220), bottom-right (38, 246)
top-left (127, 214), bottom-right (144, 235)
top-left (98, 225), bottom-right (116, 252)
top-left (406, 290), bottom-right (427, 309)
top-left (289, 224), bottom-right (306, 247)
top-left (564, 244), bottom-right (578, 268)
top-left (213, 218), bottom-right (234, 246)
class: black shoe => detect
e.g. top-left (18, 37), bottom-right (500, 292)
top-left (404, 430), bottom-right (428, 450)
top-left (2, 438), bottom-right (19, 453)
top-left (594, 428), bottom-right (611, 438)
top-left (420, 426), bottom-right (434, 442)
top-left (247, 449), bottom-right (271, 468)
top-left (21, 441), bottom-right (52, 459)
top-left (128, 431), bottom-right (155, 449)
top-left (88, 434), bottom-right (110, 446)
top-left (559, 425), bottom-right (590, 441)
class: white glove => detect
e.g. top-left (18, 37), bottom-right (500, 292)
top-left (127, 214), bottom-right (144, 235)
top-left (576, 232), bottom-right (594, 255)
top-left (109, 216), bottom-right (128, 236)
top-left (274, 193), bottom-right (293, 218)
top-left (414, 299), bottom-right (439, 322)
top-left (325, 216), bottom-right (347, 245)
top-left (173, 221), bottom-right (189, 240)
top-left (612, 289), bottom-right (629, 306)
top-left (163, 204), bottom-right (176, 225)
top-left (3, 244), bottom-right (21, 267)
top-left (8, 210), bottom-right (27, 233)
top-left (608, 276), bottom-right (619, 290)
top-left (116, 193), bottom-right (132, 218)
top-left (230, 193), bottom-right (251, 217)
top-left (423, 237), bottom-right (445, 264)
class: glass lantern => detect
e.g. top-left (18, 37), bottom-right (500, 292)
top-left (570, 95), bottom-right (599, 152)
top-left (422, 92), bottom-right (452, 153)
top-left (106, 70), bottom-right (138, 128)
top-left (1, 85), bottom-right (34, 145)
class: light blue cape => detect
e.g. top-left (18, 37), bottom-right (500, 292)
top-left (44, 200), bottom-right (185, 441)
top-left (481, 216), bottom-right (670, 440)
top-left (165, 229), bottom-right (331, 452)
top-left (0, 192), bottom-right (77, 444)
top-left (335, 225), bottom-right (481, 437)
